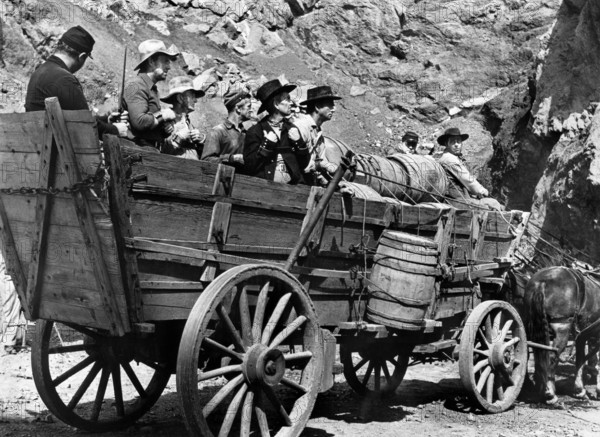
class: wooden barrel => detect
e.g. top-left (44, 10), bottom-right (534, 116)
top-left (353, 154), bottom-right (408, 199)
top-left (367, 230), bottom-right (440, 331)
top-left (387, 154), bottom-right (448, 203)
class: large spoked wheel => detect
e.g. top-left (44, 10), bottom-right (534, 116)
top-left (459, 300), bottom-right (528, 413)
top-left (177, 264), bottom-right (323, 437)
top-left (340, 337), bottom-right (412, 397)
top-left (32, 320), bottom-right (171, 432)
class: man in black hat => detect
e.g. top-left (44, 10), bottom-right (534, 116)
top-left (292, 85), bottom-right (342, 184)
top-left (243, 79), bottom-right (311, 184)
top-left (397, 131), bottom-right (419, 154)
top-left (25, 26), bottom-right (128, 138)
top-left (437, 127), bottom-right (502, 210)
top-left (202, 86), bottom-right (252, 166)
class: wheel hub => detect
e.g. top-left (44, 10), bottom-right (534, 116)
top-left (489, 341), bottom-right (514, 375)
top-left (242, 344), bottom-right (285, 386)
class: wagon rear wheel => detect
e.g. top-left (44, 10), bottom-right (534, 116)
top-left (31, 321), bottom-right (171, 432)
top-left (340, 337), bottom-right (412, 397)
top-left (459, 300), bottom-right (528, 413)
top-left (177, 264), bottom-right (323, 437)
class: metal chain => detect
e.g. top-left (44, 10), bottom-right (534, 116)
top-left (0, 170), bottom-right (107, 196)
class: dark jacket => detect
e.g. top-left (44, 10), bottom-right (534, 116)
top-left (242, 119), bottom-right (310, 184)
top-left (25, 55), bottom-right (117, 137)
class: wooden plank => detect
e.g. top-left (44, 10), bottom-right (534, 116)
top-left (230, 173), bottom-right (310, 210)
top-left (0, 196), bottom-right (31, 319)
top-left (200, 202), bottom-right (232, 281)
top-left (46, 97), bottom-right (127, 335)
top-left (38, 299), bottom-right (110, 329)
top-left (140, 239), bottom-right (293, 255)
top-left (140, 281), bottom-right (204, 290)
top-left (435, 209), bottom-right (454, 264)
top-left (137, 252), bottom-right (207, 268)
top-left (142, 292), bottom-right (201, 321)
top-left (27, 115), bottom-right (56, 318)
top-left (103, 135), bottom-right (143, 323)
top-left (212, 163), bottom-right (235, 196)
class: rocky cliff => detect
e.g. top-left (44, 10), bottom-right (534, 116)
top-left (4, 0), bottom-right (600, 262)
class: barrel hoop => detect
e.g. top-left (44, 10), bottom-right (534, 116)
top-left (366, 306), bottom-right (427, 325)
top-left (368, 289), bottom-right (430, 307)
top-left (373, 255), bottom-right (441, 276)
top-left (381, 231), bottom-right (439, 249)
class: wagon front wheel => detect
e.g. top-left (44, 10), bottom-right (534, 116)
top-left (31, 321), bottom-right (171, 432)
top-left (177, 264), bottom-right (323, 437)
top-left (459, 300), bottom-right (528, 413)
top-left (340, 338), bottom-right (412, 397)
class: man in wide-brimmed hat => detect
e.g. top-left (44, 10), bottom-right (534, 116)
top-left (122, 39), bottom-right (180, 150)
top-left (436, 127), bottom-right (502, 210)
top-left (292, 85), bottom-right (343, 184)
top-left (243, 79), bottom-right (311, 184)
top-left (202, 85), bottom-right (252, 167)
top-left (159, 76), bottom-right (205, 160)
top-left (25, 26), bottom-right (128, 138)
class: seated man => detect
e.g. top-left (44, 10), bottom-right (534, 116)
top-left (243, 79), bottom-right (310, 184)
top-left (293, 85), bottom-right (342, 184)
top-left (436, 127), bottom-right (503, 210)
top-left (122, 39), bottom-right (179, 150)
top-left (201, 86), bottom-right (252, 167)
top-left (160, 76), bottom-right (205, 160)
top-left (396, 131), bottom-right (419, 154)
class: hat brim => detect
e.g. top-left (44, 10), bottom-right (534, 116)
top-left (134, 50), bottom-right (179, 71)
top-left (437, 133), bottom-right (469, 145)
top-left (258, 84), bottom-right (297, 114)
top-left (160, 87), bottom-right (205, 103)
top-left (299, 95), bottom-right (342, 106)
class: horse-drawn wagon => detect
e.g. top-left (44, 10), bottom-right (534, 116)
top-left (0, 99), bottom-right (532, 436)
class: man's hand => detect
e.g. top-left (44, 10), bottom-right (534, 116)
top-left (190, 129), bottom-right (204, 144)
top-left (113, 122), bottom-right (129, 137)
top-left (109, 111), bottom-right (130, 124)
top-left (163, 123), bottom-right (174, 135)
top-left (230, 154), bottom-right (244, 165)
top-left (160, 108), bottom-right (176, 122)
top-left (288, 126), bottom-right (301, 142)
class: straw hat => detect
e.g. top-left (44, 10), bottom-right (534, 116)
top-left (160, 76), bottom-right (205, 103)
top-left (134, 39), bottom-right (179, 71)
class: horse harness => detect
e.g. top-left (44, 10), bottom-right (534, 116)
top-left (565, 267), bottom-right (600, 338)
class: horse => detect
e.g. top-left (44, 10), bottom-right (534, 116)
top-left (524, 266), bottom-right (600, 404)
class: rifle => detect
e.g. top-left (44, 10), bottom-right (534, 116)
top-left (118, 47), bottom-right (127, 113)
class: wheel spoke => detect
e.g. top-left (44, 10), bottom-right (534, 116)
top-left (68, 361), bottom-right (102, 410)
top-left (269, 315), bottom-right (307, 348)
top-left (493, 311), bottom-right (502, 340)
top-left (478, 328), bottom-right (491, 348)
top-left (198, 364), bottom-right (243, 382)
top-left (112, 364), bottom-right (125, 418)
top-left (477, 366), bottom-right (492, 393)
top-left (353, 357), bottom-right (368, 373)
top-left (239, 287), bottom-right (253, 347)
top-left (504, 337), bottom-right (520, 348)
top-left (484, 315), bottom-right (493, 342)
top-left (284, 351), bottom-right (313, 362)
top-left (374, 363), bottom-right (381, 391)
top-left (486, 372), bottom-right (495, 403)
top-left (381, 361), bottom-right (392, 384)
top-left (473, 358), bottom-right (488, 374)
top-left (122, 361), bottom-right (147, 398)
top-left (90, 366), bottom-right (110, 422)
top-left (263, 385), bottom-right (292, 427)
top-left (500, 319), bottom-right (514, 342)
top-left (49, 343), bottom-right (96, 354)
top-left (362, 361), bottom-right (374, 386)
top-left (473, 348), bottom-right (489, 357)
top-left (496, 384), bottom-right (505, 401)
top-left (52, 355), bottom-right (95, 387)
top-left (281, 377), bottom-right (308, 394)
top-left (255, 391), bottom-right (271, 437)
top-left (217, 304), bottom-right (246, 353)
top-left (203, 374), bottom-right (244, 417)
top-left (241, 391), bottom-right (254, 437)
top-left (253, 280), bottom-right (271, 343)
top-left (262, 292), bottom-right (292, 345)
top-left (203, 337), bottom-right (244, 361)
top-left (218, 384), bottom-right (248, 437)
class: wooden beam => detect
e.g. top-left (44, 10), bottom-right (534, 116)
top-left (103, 135), bottom-right (143, 323)
top-left (200, 202), bottom-right (232, 281)
top-left (0, 197), bottom-right (31, 319)
top-left (471, 211), bottom-right (489, 261)
top-left (212, 163), bottom-right (235, 196)
top-left (140, 281), bottom-right (204, 290)
top-left (45, 97), bottom-right (127, 336)
top-left (27, 114), bottom-right (56, 318)
top-left (300, 187), bottom-right (327, 257)
top-left (435, 208), bottom-right (454, 265)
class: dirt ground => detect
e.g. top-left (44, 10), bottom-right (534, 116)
top-left (1, 345), bottom-right (600, 437)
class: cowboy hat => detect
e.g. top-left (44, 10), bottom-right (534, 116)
top-left (300, 85), bottom-right (342, 106)
top-left (437, 127), bottom-right (469, 145)
top-left (256, 79), bottom-right (297, 114)
top-left (134, 39), bottom-right (179, 71)
top-left (160, 76), bottom-right (205, 103)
